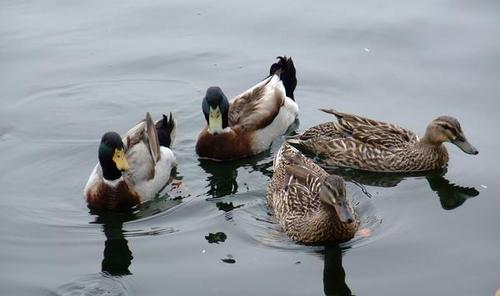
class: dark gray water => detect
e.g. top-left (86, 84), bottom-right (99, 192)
top-left (1, 1), bottom-right (499, 295)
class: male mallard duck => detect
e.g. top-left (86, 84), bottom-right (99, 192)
top-left (289, 109), bottom-right (478, 172)
top-left (84, 112), bottom-right (176, 211)
top-left (267, 143), bottom-right (359, 243)
top-left (195, 56), bottom-right (299, 161)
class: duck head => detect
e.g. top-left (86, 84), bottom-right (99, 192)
top-left (423, 116), bottom-right (478, 155)
top-left (202, 86), bottom-right (230, 135)
top-left (319, 175), bottom-right (355, 224)
top-left (98, 132), bottom-right (129, 181)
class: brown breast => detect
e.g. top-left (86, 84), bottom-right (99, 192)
top-left (195, 128), bottom-right (253, 160)
top-left (86, 180), bottom-right (141, 211)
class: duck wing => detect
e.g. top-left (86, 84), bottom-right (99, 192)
top-left (122, 112), bottom-right (161, 183)
top-left (296, 122), bottom-right (345, 140)
top-left (320, 108), bottom-right (418, 148)
top-left (272, 144), bottom-right (329, 211)
top-left (228, 75), bottom-right (285, 132)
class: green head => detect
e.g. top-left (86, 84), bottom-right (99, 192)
top-left (202, 86), bottom-right (230, 135)
top-left (98, 132), bottom-right (129, 181)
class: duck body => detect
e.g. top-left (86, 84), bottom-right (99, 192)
top-left (289, 109), bottom-right (478, 173)
top-left (196, 56), bottom-right (299, 161)
top-left (84, 112), bottom-right (176, 211)
top-left (267, 143), bottom-right (359, 243)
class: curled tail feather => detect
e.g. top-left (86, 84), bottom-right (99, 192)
top-left (269, 56), bottom-right (297, 101)
top-left (156, 112), bottom-right (176, 148)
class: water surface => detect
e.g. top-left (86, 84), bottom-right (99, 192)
top-left (1, 1), bottom-right (499, 295)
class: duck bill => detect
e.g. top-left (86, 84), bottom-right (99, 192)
top-left (112, 149), bottom-right (129, 171)
top-left (116, 157), bottom-right (129, 171)
top-left (333, 202), bottom-right (355, 224)
top-left (208, 107), bottom-right (223, 134)
top-left (452, 137), bottom-right (478, 155)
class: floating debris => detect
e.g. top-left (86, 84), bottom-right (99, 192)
top-left (216, 201), bottom-right (243, 212)
top-left (364, 48), bottom-right (371, 53)
top-left (221, 254), bottom-right (236, 264)
top-left (202, 249), bottom-right (206, 254)
top-left (480, 184), bottom-right (488, 189)
top-left (205, 232), bottom-right (227, 244)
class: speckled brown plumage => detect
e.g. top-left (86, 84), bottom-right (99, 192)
top-left (287, 109), bottom-right (479, 173)
top-left (267, 143), bottom-right (359, 243)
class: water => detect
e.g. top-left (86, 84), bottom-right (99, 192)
top-left (1, 1), bottom-right (499, 295)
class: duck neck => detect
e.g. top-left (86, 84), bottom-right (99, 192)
top-left (417, 134), bottom-right (448, 154)
top-left (101, 162), bottom-right (122, 181)
top-left (420, 132), bottom-right (443, 146)
top-left (412, 135), bottom-right (449, 169)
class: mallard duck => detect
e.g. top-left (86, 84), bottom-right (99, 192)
top-left (84, 112), bottom-right (176, 211)
top-left (288, 109), bottom-right (478, 172)
top-left (195, 56), bottom-right (299, 161)
top-left (267, 143), bottom-right (359, 243)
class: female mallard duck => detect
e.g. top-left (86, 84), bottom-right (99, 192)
top-left (267, 142), bottom-right (359, 243)
top-left (195, 56), bottom-right (299, 161)
top-left (288, 109), bottom-right (478, 172)
top-left (84, 112), bottom-right (176, 211)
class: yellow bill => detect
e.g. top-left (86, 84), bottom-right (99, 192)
top-left (208, 106), bottom-right (223, 134)
top-left (112, 148), bottom-right (129, 171)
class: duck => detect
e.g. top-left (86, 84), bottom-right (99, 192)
top-left (288, 109), bottom-right (478, 172)
top-left (84, 112), bottom-right (177, 211)
top-left (267, 142), bottom-right (359, 243)
top-left (195, 56), bottom-right (299, 161)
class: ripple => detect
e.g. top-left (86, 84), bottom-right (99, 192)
top-left (16, 78), bottom-right (190, 108)
top-left (7, 78), bottom-right (197, 142)
top-left (234, 183), bottom-right (384, 253)
top-left (46, 273), bottom-right (130, 296)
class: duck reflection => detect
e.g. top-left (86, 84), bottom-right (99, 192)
top-left (198, 159), bottom-right (239, 198)
top-left (321, 244), bottom-right (353, 296)
top-left (325, 167), bottom-right (479, 210)
top-left (198, 150), bottom-right (273, 200)
top-left (51, 212), bottom-right (135, 295)
top-left (92, 210), bottom-right (136, 276)
top-left (426, 174), bottom-right (479, 210)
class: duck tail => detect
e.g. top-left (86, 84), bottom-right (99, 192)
top-left (319, 108), bottom-right (343, 119)
top-left (269, 56), bottom-right (297, 101)
top-left (156, 112), bottom-right (176, 148)
top-left (285, 137), bottom-right (304, 149)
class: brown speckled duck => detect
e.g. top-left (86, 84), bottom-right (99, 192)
top-left (196, 56), bottom-right (298, 161)
top-left (267, 142), bottom-right (359, 243)
top-left (288, 109), bottom-right (478, 173)
top-left (84, 112), bottom-right (176, 211)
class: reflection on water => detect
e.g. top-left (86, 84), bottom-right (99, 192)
top-left (426, 175), bottom-right (479, 210)
top-left (198, 151), bottom-right (273, 199)
top-left (321, 245), bottom-right (353, 296)
top-left (92, 211), bottom-right (136, 276)
top-left (49, 211), bottom-right (136, 296)
top-left (199, 159), bottom-right (239, 199)
top-left (216, 201), bottom-right (243, 212)
top-left (325, 167), bottom-right (479, 210)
